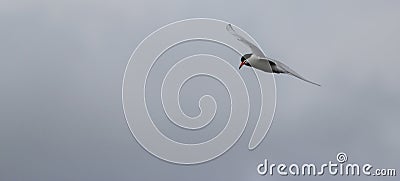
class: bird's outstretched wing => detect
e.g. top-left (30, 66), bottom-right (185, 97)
top-left (274, 60), bottom-right (321, 86)
top-left (226, 24), bottom-right (266, 57)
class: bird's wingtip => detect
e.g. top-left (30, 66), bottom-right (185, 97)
top-left (314, 82), bottom-right (322, 87)
top-left (226, 24), bottom-right (234, 32)
top-left (308, 81), bottom-right (321, 87)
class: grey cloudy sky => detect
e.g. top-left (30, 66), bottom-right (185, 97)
top-left (0, 0), bottom-right (399, 180)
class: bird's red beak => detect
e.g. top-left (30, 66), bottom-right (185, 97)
top-left (239, 61), bottom-right (246, 69)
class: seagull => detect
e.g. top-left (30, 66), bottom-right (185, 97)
top-left (226, 24), bottom-right (321, 86)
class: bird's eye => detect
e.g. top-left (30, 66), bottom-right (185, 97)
top-left (241, 56), bottom-right (245, 62)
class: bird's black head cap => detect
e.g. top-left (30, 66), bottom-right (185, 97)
top-left (240, 53), bottom-right (252, 67)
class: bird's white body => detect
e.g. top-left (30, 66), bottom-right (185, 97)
top-left (246, 54), bottom-right (265, 70)
top-left (246, 54), bottom-right (282, 73)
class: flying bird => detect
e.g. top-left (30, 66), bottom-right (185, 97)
top-left (226, 24), bottom-right (321, 86)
